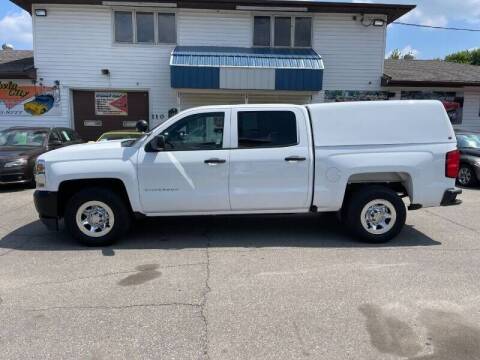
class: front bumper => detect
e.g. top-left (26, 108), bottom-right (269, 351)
top-left (0, 168), bottom-right (32, 184)
top-left (33, 190), bottom-right (59, 230)
top-left (441, 188), bottom-right (462, 206)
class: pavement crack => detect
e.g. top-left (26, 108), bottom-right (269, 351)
top-left (201, 229), bottom-right (212, 360)
top-left (13, 262), bottom-right (208, 289)
top-left (23, 302), bottom-right (202, 312)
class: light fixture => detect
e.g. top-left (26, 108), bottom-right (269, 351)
top-left (373, 19), bottom-right (386, 27)
top-left (35, 9), bottom-right (47, 17)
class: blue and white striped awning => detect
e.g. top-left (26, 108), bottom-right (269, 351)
top-left (170, 46), bottom-right (324, 91)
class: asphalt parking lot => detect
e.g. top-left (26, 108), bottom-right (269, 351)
top-left (0, 186), bottom-right (480, 359)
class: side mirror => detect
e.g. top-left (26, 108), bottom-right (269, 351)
top-left (49, 139), bottom-right (62, 147)
top-left (136, 120), bottom-right (149, 133)
top-left (149, 135), bottom-right (166, 152)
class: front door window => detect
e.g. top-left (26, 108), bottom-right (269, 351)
top-left (161, 112), bottom-right (225, 151)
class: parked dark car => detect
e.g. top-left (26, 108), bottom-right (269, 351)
top-left (0, 127), bottom-right (83, 185)
top-left (456, 130), bottom-right (480, 187)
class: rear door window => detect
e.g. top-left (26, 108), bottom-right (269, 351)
top-left (237, 111), bottom-right (297, 148)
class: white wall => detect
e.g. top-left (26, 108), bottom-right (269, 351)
top-left (32, 4), bottom-right (177, 129)
top-left (463, 87), bottom-right (480, 131)
top-left (313, 14), bottom-right (386, 92)
top-left (23, 5), bottom-right (387, 130)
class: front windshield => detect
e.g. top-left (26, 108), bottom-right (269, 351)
top-left (0, 129), bottom-right (48, 147)
top-left (457, 134), bottom-right (480, 149)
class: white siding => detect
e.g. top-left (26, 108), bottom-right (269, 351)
top-left (177, 10), bottom-right (252, 47)
top-left (313, 14), bottom-right (386, 91)
top-left (462, 88), bottom-right (480, 131)
top-left (32, 4), bottom-right (177, 129)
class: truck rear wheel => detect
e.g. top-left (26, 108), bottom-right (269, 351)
top-left (344, 186), bottom-right (406, 243)
top-left (64, 187), bottom-right (131, 246)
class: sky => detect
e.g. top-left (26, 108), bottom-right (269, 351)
top-left (0, 0), bottom-right (479, 59)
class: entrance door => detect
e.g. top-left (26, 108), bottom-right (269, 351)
top-left (137, 109), bottom-right (231, 214)
top-left (229, 107), bottom-right (312, 211)
top-left (73, 90), bottom-right (149, 141)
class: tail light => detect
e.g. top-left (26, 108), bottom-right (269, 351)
top-left (445, 150), bottom-right (460, 178)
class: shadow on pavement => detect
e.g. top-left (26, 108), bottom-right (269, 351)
top-left (0, 183), bottom-right (34, 193)
top-left (0, 213), bottom-right (441, 252)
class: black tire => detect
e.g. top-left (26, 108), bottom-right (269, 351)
top-left (64, 187), bottom-right (131, 246)
top-left (457, 164), bottom-right (478, 187)
top-left (344, 185), bottom-right (406, 243)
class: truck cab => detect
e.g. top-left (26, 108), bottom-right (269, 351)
top-left (33, 101), bottom-right (461, 246)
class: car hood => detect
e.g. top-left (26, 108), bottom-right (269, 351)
top-left (0, 146), bottom-right (45, 160)
top-left (460, 148), bottom-right (480, 158)
top-left (39, 140), bottom-right (137, 162)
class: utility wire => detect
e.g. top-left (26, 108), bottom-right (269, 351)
top-left (393, 21), bottom-right (480, 32)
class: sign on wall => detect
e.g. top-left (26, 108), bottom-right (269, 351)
top-left (95, 92), bottom-right (128, 116)
top-left (0, 80), bottom-right (61, 117)
top-left (324, 90), bottom-right (394, 102)
top-left (401, 91), bottom-right (464, 125)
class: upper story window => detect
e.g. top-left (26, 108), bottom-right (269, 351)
top-left (114, 10), bottom-right (176, 44)
top-left (253, 15), bottom-right (312, 48)
top-left (114, 11), bottom-right (133, 43)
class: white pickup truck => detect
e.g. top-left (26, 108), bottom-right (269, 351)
top-left (33, 100), bottom-right (461, 246)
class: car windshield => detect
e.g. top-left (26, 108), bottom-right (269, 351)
top-left (0, 129), bottom-right (48, 147)
top-left (457, 134), bottom-right (480, 149)
top-left (98, 132), bottom-right (143, 141)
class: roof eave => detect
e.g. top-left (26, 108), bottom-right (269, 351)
top-left (382, 78), bottom-right (480, 88)
top-left (0, 68), bottom-right (37, 80)
top-left (10, 0), bottom-right (415, 23)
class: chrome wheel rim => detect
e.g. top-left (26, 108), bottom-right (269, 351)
top-left (458, 167), bottom-right (472, 186)
top-left (76, 201), bottom-right (114, 238)
top-left (360, 199), bottom-right (397, 235)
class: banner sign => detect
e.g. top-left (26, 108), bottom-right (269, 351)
top-left (95, 92), bottom-right (128, 116)
top-left (401, 91), bottom-right (464, 125)
top-left (0, 80), bottom-right (61, 116)
top-left (324, 90), bottom-right (394, 102)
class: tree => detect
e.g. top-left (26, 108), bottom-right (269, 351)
top-left (445, 49), bottom-right (480, 65)
top-left (389, 49), bottom-right (402, 60)
top-left (388, 49), bottom-right (416, 60)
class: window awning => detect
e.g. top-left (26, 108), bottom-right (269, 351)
top-left (170, 46), bottom-right (324, 92)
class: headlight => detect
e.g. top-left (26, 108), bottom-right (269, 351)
top-left (35, 159), bottom-right (46, 187)
top-left (4, 158), bottom-right (28, 168)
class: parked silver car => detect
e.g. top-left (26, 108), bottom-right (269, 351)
top-left (456, 131), bottom-right (480, 187)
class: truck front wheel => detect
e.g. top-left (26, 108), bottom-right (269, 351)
top-left (64, 187), bottom-right (131, 246)
top-left (344, 186), bottom-right (406, 243)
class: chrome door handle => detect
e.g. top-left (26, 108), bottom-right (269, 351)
top-left (204, 158), bottom-right (226, 165)
top-left (285, 156), bottom-right (306, 162)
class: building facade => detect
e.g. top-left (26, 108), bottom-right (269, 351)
top-left (5, 0), bottom-right (415, 140)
